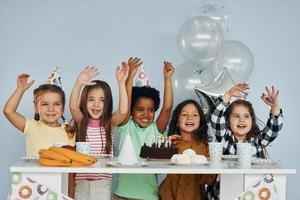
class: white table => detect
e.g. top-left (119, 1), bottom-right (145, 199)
top-left (10, 158), bottom-right (296, 200)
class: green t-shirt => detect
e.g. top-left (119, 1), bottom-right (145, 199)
top-left (114, 118), bottom-right (163, 200)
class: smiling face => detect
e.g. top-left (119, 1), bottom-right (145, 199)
top-left (86, 87), bottom-right (105, 119)
top-left (132, 97), bottom-right (155, 128)
top-left (178, 103), bottom-right (200, 135)
top-left (229, 104), bottom-right (252, 141)
top-left (34, 92), bottom-right (64, 127)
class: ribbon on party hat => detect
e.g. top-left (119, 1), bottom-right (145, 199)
top-left (46, 66), bottom-right (62, 87)
top-left (134, 64), bottom-right (150, 87)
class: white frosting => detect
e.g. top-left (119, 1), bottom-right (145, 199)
top-left (176, 154), bottom-right (191, 164)
top-left (191, 155), bottom-right (208, 164)
top-left (171, 148), bottom-right (208, 165)
top-left (183, 149), bottom-right (197, 157)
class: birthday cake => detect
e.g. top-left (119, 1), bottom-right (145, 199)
top-left (139, 136), bottom-right (178, 159)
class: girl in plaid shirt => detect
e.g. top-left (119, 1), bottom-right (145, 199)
top-left (205, 83), bottom-right (283, 200)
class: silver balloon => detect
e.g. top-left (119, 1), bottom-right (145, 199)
top-left (173, 62), bottom-right (214, 105)
top-left (212, 40), bottom-right (254, 83)
top-left (194, 88), bottom-right (217, 117)
top-left (198, 0), bottom-right (230, 36)
top-left (178, 16), bottom-right (224, 70)
top-left (195, 67), bottom-right (235, 97)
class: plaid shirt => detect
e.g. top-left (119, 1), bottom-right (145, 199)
top-left (205, 98), bottom-right (283, 200)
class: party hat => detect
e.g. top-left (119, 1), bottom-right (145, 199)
top-left (45, 66), bottom-right (62, 87)
top-left (117, 134), bottom-right (139, 165)
top-left (134, 64), bottom-right (150, 87)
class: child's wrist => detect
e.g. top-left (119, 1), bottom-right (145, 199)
top-left (271, 106), bottom-right (281, 115)
top-left (164, 76), bottom-right (172, 81)
top-left (222, 93), bottom-right (231, 102)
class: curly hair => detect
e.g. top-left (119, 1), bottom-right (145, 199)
top-left (131, 86), bottom-right (160, 112)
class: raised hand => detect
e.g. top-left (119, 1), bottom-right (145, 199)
top-left (17, 73), bottom-right (34, 91)
top-left (116, 62), bottom-right (129, 83)
top-left (223, 83), bottom-right (249, 102)
top-left (127, 57), bottom-right (143, 78)
top-left (76, 66), bottom-right (99, 86)
top-left (163, 61), bottom-right (175, 80)
top-left (261, 86), bottom-right (280, 108)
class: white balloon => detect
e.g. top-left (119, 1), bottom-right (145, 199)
top-left (178, 16), bottom-right (224, 70)
top-left (198, 0), bottom-right (230, 36)
top-left (173, 62), bottom-right (214, 105)
top-left (212, 40), bottom-right (254, 83)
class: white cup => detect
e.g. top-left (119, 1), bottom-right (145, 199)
top-left (209, 142), bottom-right (223, 162)
top-left (237, 143), bottom-right (253, 168)
top-left (76, 142), bottom-right (91, 155)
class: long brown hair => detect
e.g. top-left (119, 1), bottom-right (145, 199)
top-left (33, 84), bottom-right (75, 139)
top-left (224, 99), bottom-right (261, 141)
top-left (77, 80), bottom-right (113, 154)
top-left (168, 99), bottom-right (209, 143)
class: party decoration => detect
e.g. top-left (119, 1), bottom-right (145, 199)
top-left (173, 62), bottom-right (212, 105)
top-left (134, 64), bottom-right (150, 87)
top-left (194, 88), bottom-right (217, 117)
top-left (198, 0), bottom-right (230, 36)
top-left (231, 174), bottom-right (279, 200)
top-left (117, 134), bottom-right (139, 165)
top-left (46, 66), bottom-right (62, 87)
top-left (212, 40), bottom-right (254, 83)
top-left (195, 67), bottom-right (234, 97)
top-left (8, 172), bottom-right (72, 200)
top-left (178, 16), bottom-right (224, 70)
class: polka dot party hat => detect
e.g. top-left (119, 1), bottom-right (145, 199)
top-left (45, 66), bottom-right (62, 87)
top-left (134, 64), bottom-right (150, 87)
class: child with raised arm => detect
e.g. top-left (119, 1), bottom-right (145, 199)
top-left (3, 72), bottom-right (75, 157)
top-left (159, 99), bottom-right (216, 200)
top-left (205, 83), bottom-right (283, 200)
top-left (114, 57), bottom-right (175, 200)
top-left (69, 63), bottom-right (129, 200)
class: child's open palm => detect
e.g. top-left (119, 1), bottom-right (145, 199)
top-left (228, 83), bottom-right (249, 98)
top-left (128, 57), bottom-right (143, 78)
top-left (116, 62), bottom-right (129, 83)
top-left (17, 74), bottom-right (34, 91)
top-left (76, 66), bottom-right (99, 86)
top-left (163, 61), bottom-right (175, 79)
top-left (261, 86), bottom-right (279, 107)
top-left (223, 83), bottom-right (249, 102)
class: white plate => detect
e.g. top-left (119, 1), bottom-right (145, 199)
top-left (222, 155), bottom-right (238, 161)
top-left (106, 160), bottom-right (147, 167)
top-left (170, 161), bottom-right (208, 166)
top-left (91, 153), bottom-right (112, 159)
top-left (21, 156), bottom-right (39, 161)
top-left (146, 158), bottom-right (171, 161)
top-left (252, 158), bottom-right (278, 166)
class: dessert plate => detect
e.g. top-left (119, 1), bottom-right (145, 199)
top-left (21, 156), bottom-right (39, 161)
top-left (91, 153), bottom-right (112, 159)
top-left (252, 158), bottom-right (278, 166)
top-left (170, 161), bottom-right (208, 166)
top-left (106, 160), bottom-right (147, 167)
top-left (222, 155), bottom-right (238, 161)
top-left (146, 158), bottom-right (171, 161)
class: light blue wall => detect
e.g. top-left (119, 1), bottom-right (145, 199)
top-left (1, 0), bottom-right (299, 199)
